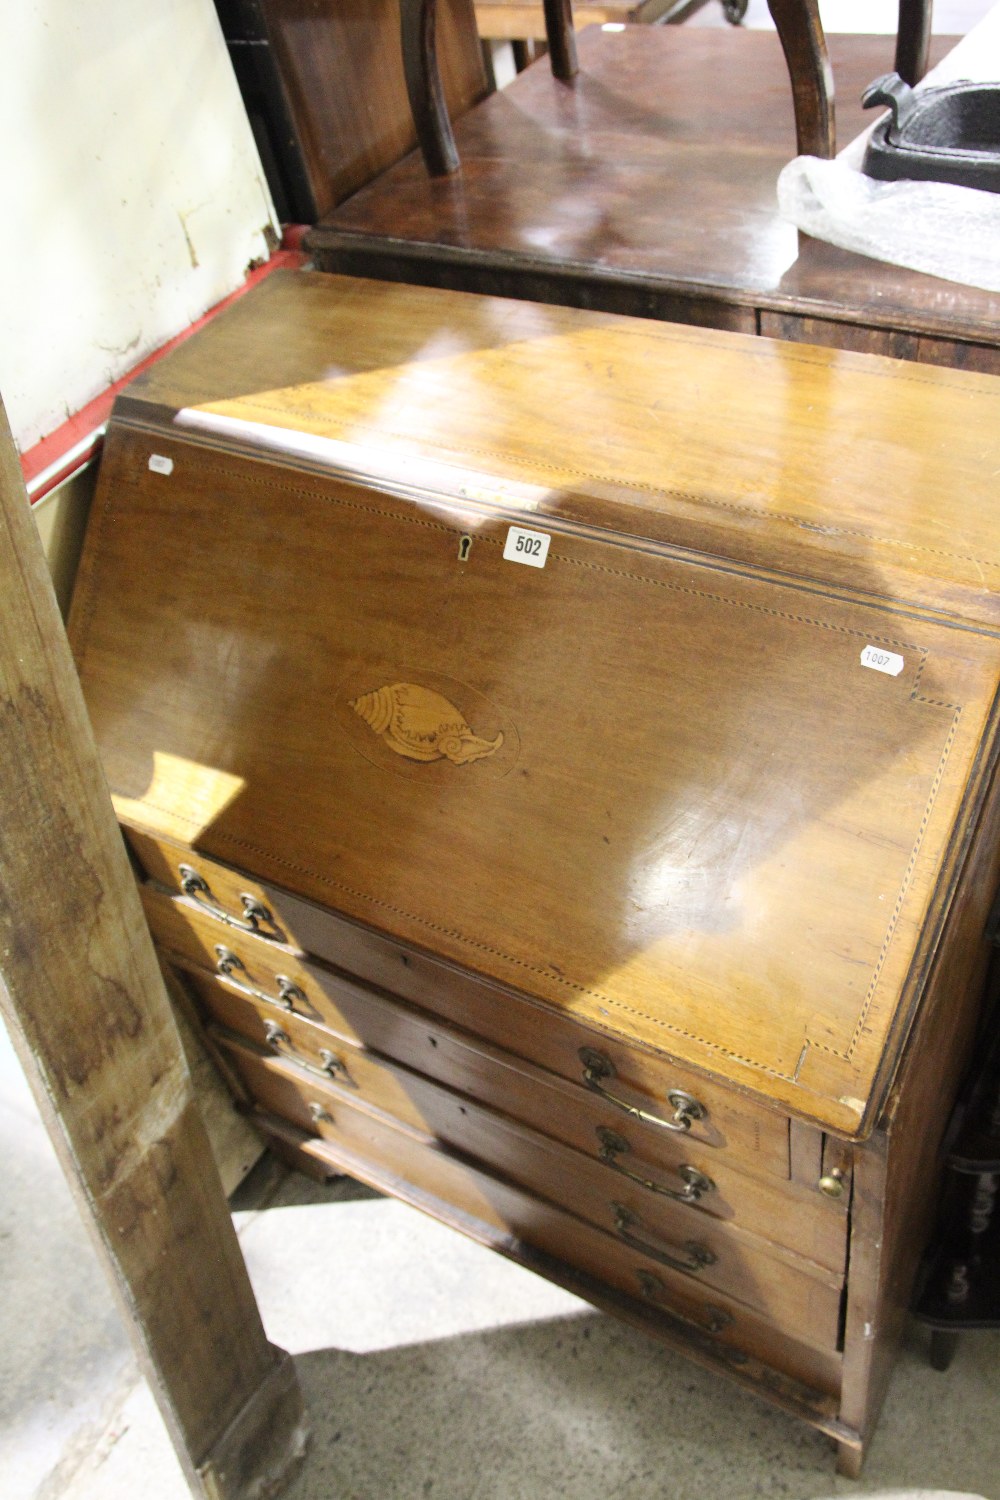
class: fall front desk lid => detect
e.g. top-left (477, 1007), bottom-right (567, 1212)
top-left (71, 408), bottom-right (1000, 1140)
top-left (116, 271), bottom-right (1000, 629)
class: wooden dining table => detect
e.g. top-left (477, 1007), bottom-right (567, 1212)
top-left (309, 12), bottom-right (999, 374)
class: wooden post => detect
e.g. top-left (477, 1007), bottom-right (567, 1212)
top-left (543, 0), bottom-right (578, 82)
top-left (0, 391), bottom-right (307, 1499)
top-left (767, 0), bottom-right (836, 158)
top-left (401, 0), bottom-right (461, 176)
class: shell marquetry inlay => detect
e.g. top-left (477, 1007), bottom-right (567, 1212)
top-left (350, 682), bottom-right (504, 766)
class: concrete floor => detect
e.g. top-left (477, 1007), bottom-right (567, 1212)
top-left (3, 1014), bottom-right (999, 1500)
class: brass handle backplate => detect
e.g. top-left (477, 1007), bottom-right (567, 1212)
top-left (596, 1127), bottom-right (715, 1204)
top-left (612, 1202), bottom-right (716, 1274)
top-left (579, 1048), bottom-right (707, 1134)
top-left (636, 1270), bottom-right (733, 1335)
top-left (179, 864), bottom-right (282, 940)
top-left (214, 945), bottom-right (305, 1013)
top-left (262, 1020), bottom-right (355, 1088)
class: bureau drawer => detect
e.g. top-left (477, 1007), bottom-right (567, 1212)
top-left (180, 969), bottom-right (436, 1137)
top-left (130, 829), bottom-right (792, 1178)
top-left (220, 1037), bottom-right (843, 1385)
top-left (217, 1035), bottom-right (843, 1346)
top-left (151, 890), bottom-right (847, 1270)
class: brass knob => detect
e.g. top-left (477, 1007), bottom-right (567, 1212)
top-left (818, 1169), bottom-right (845, 1199)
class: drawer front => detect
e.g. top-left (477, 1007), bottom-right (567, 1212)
top-left (224, 1038), bottom-right (842, 1389)
top-left (217, 1035), bottom-right (842, 1347)
top-left (390, 1065), bottom-right (846, 1318)
top-left (149, 888), bottom-right (847, 1271)
top-left (180, 969), bottom-right (436, 1137)
top-left (130, 829), bottom-right (791, 1178)
top-left (757, 312), bottom-right (1000, 376)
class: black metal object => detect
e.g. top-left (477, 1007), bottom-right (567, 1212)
top-left (912, 959), bottom-right (1000, 1369)
top-left (862, 72), bottom-right (1000, 194)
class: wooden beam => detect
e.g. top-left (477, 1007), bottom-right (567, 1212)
top-left (0, 391), bottom-right (307, 1499)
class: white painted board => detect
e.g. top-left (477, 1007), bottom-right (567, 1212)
top-left (0, 0), bottom-right (277, 452)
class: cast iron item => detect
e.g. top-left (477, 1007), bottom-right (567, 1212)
top-left (861, 72), bottom-right (1000, 194)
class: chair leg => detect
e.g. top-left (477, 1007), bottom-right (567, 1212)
top-left (543, 0), bottom-right (578, 81)
top-left (895, 0), bottom-right (933, 84)
top-left (512, 39), bottom-right (534, 72)
top-left (766, 0), bottom-right (836, 157)
top-left (400, 0), bottom-right (460, 177)
top-left (930, 1328), bottom-right (960, 1371)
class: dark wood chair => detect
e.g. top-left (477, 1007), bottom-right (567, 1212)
top-left (402, 0), bottom-right (935, 170)
top-left (308, 2), bottom-right (998, 375)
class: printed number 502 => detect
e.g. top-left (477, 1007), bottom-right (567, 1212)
top-left (503, 526), bottom-right (551, 568)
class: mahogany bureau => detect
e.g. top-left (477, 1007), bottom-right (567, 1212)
top-left (68, 270), bottom-right (1000, 1474)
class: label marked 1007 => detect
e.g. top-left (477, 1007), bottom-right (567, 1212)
top-left (860, 645), bottom-right (904, 677)
top-left (148, 454), bottom-right (174, 475)
top-left (503, 526), bottom-right (551, 569)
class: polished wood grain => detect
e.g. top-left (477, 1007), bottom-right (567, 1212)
top-left (835, 750), bottom-right (1000, 1475)
top-left (68, 269), bottom-right (1000, 1469)
top-left (476, 1), bottom-right (931, 154)
top-left (0, 396), bottom-right (305, 1499)
top-left (765, 0), bottom-right (934, 154)
top-left (758, 311), bottom-right (1000, 373)
top-left (68, 272), bottom-right (1000, 1144)
top-left (105, 271), bottom-right (1000, 624)
top-left (307, 26), bottom-right (998, 364)
top-left (140, 881), bottom-right (854, 1256)
top-left (209, 1022), bottom-right (846, 1343)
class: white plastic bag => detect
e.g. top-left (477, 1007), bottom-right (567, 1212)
top-left (777, 154), bottom-right (1000, 293)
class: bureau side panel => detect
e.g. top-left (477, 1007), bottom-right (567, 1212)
top-left (837, 759), bottom-right (1000, 1469)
